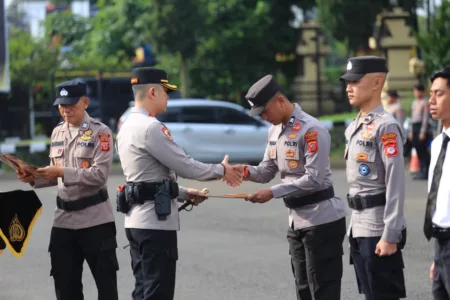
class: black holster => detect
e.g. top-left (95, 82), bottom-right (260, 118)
top-left (155, 180), bottom-right (175, 221)
top-left (116, 184), bottom-right (129, 213)
top-left (117, 180), bottom-right (179, 220)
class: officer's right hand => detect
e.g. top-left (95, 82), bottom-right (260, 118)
top-left (221, 155), bottom-right (243, 187)
top-left (430, 260), bottom-right (435, 281)
top-left (408, 131), bottom-right (413, 141)
top-left (16, 168), bottom-right (35, 184)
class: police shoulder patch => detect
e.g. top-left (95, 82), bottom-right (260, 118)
top-left (304, 131), bottom-right (318, 154)
top-left (162, 126), bottom-right (173, 140)
top-left (381, 132), bottom-right (398, 157)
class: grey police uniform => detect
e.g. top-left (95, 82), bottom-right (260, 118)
top-left (31, 80), bottom-right (118, 300)
top-left (116, 67), bottom-right (225, 300)
top-left (341, 56), bottom-right (407, 300)
top-left (244, 75), bottom-right (347, 300)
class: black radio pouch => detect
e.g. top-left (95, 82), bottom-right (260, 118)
top-left (155, 180), bottom-right (173, 221)
top-left (116, 184), bottom-right (130, 213)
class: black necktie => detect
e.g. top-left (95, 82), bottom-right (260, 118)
top-left (424, 134), bottom-right (450, 240)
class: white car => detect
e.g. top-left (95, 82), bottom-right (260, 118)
top-left (117, 99), bottom-right (271, 164)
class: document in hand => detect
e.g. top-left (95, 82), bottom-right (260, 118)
top-left (0, 153), bottom-right (38, 175)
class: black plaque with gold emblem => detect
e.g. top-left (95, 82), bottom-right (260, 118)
top-left (0, 190), bottom-right (42, 258)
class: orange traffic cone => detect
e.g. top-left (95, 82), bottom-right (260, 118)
top-left (409, 148), bottom-right (421, 174)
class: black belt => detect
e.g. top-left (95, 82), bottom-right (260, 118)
top-left (347, 193), bottom-right (386, 210)
top-left (126, 181), bottom-right (179, 204)
top-left (56, 188), bottom-right (109, 211)
top-left (283, 187), bottom-right (334, 209)
top-left (432, 226), bottom-right (450, 240)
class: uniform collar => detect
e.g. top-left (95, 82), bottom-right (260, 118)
top-left (443, 126), bottom-right (450, 138)
top-left (357, 104), bottom-right (384, 124)
top-left (60, 111), bottom-right (91, 131)
top-left (131, 107), bottom-right (152, 116)
top-left (286, 104), bottom-right (303, 127)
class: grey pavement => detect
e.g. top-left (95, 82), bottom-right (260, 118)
top-left (0, 169), bottom-right (434, 300)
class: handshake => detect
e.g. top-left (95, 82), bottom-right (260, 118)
top-left (220, 154), bottom-right (248, 188)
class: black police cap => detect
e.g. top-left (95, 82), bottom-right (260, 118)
top-left (245, 75), bottom-right (281, 116)
top-left (340, 56), bottom-right (389, 81)
top-left (53, 79), bottom-right (87, 106)
top-left (131, 67), bottom-right (177, 93)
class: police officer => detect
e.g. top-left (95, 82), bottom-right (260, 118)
top-left (16, 80), bottom-right (119, 300)
top-left (340, 56), bottom-right (407, 300)
top-left (233, 75), bottom-right (347, 300)
top-left (410, 83), bottom-right (431, 180)
top-left (116, 67), bottom-right (243, 300)
top-left (385, 89), bottom-right (406, 131)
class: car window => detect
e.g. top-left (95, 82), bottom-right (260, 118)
top-left (217, 107), bottom-right (262, 125)
top-left (156, 107), bottom-right (181, 123)
top-left (180, 106), bottom-right (218, 123)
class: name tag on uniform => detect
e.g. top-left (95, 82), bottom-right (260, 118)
top-left (269, 147), bottom-right (277, 159)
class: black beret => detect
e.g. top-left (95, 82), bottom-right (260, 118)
top-left (53, 79), bottom-right (87, 106)
top-left (245, 75), bottom-right (281, 116)
top-left (340, 56), bottom-right (389, 81)
top-left (131, 67), bottom-right (177, 93)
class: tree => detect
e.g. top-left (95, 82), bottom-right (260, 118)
top-left (143, 0), bottom-right (206, 97)
top-left (317, 0), bottom-right (420, 55)
top-left (416, 0), bottom-right (450, 79)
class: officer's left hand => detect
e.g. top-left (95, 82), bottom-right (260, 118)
top-left (35, 166), bottom-right (64, 180)
top-left (186, 188), bottom-right (209, 206)
top-left (375, 240), bottom-right (397, 256)
top-left (245, 188), bottom-right (273, 203)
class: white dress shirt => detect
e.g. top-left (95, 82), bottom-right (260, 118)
top-left (430, 127), bottom-right (450, 227)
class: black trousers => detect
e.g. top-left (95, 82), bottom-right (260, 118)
top-left (432, 238), bottom-right (450, 300)
top-left (349, 235), bottom-right (406, 300)
top-left (48, 222), bottom-right (119, 300)
top-left (125, 228), bottom-right (178, 300)
top-left (287, 217), bottom-right (346, 300)
top-left (412, 123), bottom-right (431, 174)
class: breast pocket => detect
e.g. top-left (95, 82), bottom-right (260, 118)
top-left (354, 150), bottom-right (378, 180)
top-left (49, 147), bottom-right (64, 167)
top-left (74, 148), bottom-right (95, 169)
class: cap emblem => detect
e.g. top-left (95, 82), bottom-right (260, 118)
top-left (347, 61), bottom-right (352, 70)
top-left (60, 88), bottom-right (68, 97)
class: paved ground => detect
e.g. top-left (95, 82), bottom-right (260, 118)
top-left (0, 170), bottom-right (434, 300)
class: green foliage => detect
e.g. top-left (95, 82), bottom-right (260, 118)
top-left (317, 0), bottom-right (420, 54)
top-left (416, 1), bottom-right (450, 79)
top-left (8, 29), bottom-right (59, 84)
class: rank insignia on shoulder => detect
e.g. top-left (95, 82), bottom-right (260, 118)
top-left (162, 126), bottom-right (173, 140)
